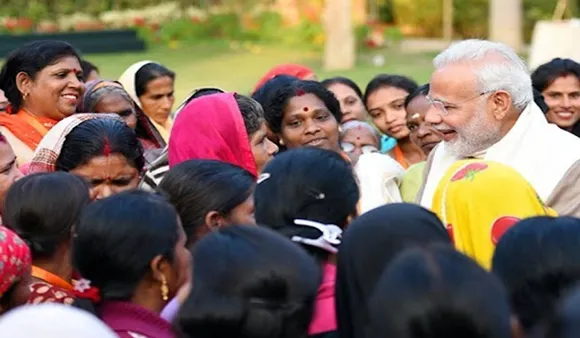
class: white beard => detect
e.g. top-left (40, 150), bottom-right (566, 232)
top-left (445, 108), bottom-right (503, 158)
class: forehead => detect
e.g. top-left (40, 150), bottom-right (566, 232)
top-left (327, 83), bottom-right (359, 99)
top-left (367, 86), bottom-right (409, 106)
top-left (41, 56), bottom-right (81, 72)
top-left (72, 154), bottom-right (137, 176)
top-left (429, 63), bottom-right (478, 99)
top-left (285, 93), bottom-right (327, 115)
top-left (343, 126), bottom-right (378, 142)
top-left (97, 92), bottom-right (132, 107)
top-left (145, 76), bottom-right (174, 93)
top-left (546, 75), bottom-right (580, 92)
top-left (0, 142), bottom-right (14, 162)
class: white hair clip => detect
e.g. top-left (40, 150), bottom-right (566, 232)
top-left (291, 219), bottom-right (342, 253)
top-left (257, 173), bottom-right (271, 184)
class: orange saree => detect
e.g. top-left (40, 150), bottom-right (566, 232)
top-left (0, 109), bottom-right (57, 150)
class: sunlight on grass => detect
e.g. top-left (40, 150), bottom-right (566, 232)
top-left (85, 42), bottom-right (435, 103)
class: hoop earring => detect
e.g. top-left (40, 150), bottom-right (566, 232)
top-left (160, 275), bottom-right (169, 301)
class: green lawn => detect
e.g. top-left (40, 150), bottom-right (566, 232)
top-left (86, 41), bottom-right (437, 103)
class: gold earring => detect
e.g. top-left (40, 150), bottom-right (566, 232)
top-left (279, 139), bottom-right (285, 146)
top-left (22, 92), bottom-right (29, 100)
top-left (160, 275), bottom-right (169, 301)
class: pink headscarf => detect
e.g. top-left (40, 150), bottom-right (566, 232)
top-left (0, 226), bottom-right (31, 299)
top-left (168, 93), bottom-right (258, 177)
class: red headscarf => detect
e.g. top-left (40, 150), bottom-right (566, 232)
top-left (253, 64), bottom-right (315, 93)
top-left (0, 226), bottom-right (31, 298)
top-left (168, 93), bottom-right (258, 177)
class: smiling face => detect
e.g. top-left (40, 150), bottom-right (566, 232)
top-left (326, 83), bottom-right (367, 123)
top-left (139, 76), bottom-right (175, 123)
top-left (70, 154), bottom-right (140, 200)
top-left (280, 93), bottom-right (340, 151)
top-left (18, 56), bottom-right (83, 120)
top-left (93, 93), bottom-right (138, 130)
top-left (366, 86), bottom-right (410, 139)
top-left (426, 64), bottom-right (504, 157)
top-left (542, 75), bottom-right (580, 130)
top-left (406, 95), bottom-right (443, 155)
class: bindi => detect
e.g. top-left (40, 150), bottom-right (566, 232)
top-left (102, 138), bottom-right (112, 156)
top-left (303, 107), bottom-right (309, 112)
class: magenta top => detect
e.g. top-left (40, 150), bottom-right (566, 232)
top-left (99, 301), bottom-right (176, 338)
top-left (309, 262), bottom-right (338, 335)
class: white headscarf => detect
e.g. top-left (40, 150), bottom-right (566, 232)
top-left (118, 60), bottom-right (158, 109)
top-left (0, 304), bottom-right (117, 337)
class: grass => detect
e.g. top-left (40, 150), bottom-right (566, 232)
top-left (86, 41), bottom-right (437, 104)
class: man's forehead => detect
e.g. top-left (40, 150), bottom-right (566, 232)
top-left (429, 64), bottom-right (478, 99)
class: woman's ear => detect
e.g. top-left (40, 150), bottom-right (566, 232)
top-left (204, 211), bottom-right (226, 231)
top-left (15, 72), bottom-right (32, 97)
top-left (150, 255), bottom-right (171, 283)
top-left (510, 315), bottom-right (524, 338)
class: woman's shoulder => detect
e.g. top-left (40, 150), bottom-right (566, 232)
top-left (28, 280), bottom-right (75, 305)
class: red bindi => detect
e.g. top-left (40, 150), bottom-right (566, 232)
top-left (303, 107), bottom-right (309, 112)
top-left (102, 138), bottom-right (111, 156)
top-left (72, 68), bottom-right (78, 73)
top-left (296, 89), bottom-right (305, 96)
top-left (356, 136), bottom-right (361, 140)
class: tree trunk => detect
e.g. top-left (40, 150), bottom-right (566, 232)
top-left (323, 0), bottom-right (355, 71)
top-left (442, 0), bottom-right (453, 41)
top-left (489, 0), bottom-right (523, 51)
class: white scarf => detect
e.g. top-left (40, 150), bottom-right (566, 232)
top-left (355, 152), bottom-right (404, 214)
top-left (420, 103), bottom-right (580, 208)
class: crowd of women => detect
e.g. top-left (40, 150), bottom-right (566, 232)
top-left (0, 39), bottom-right (578, 338)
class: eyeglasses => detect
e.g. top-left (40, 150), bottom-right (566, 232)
top-left (341, 142), bottom-right (379, 154)
top-left (426, 90), bottom-right (494, 116)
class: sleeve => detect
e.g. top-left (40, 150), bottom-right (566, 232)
top-left (546, 159), bottom-right (580, 217)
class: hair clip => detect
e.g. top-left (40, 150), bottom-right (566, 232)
top-left (257, 173), bottom-right (271, 184)
top-left (291, 219), bottom-right (342, 253)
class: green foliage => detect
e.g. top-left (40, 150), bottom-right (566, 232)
top-left (389, 0), bottom-right (579, 42)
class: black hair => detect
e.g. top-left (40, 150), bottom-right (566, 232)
top-left (321, 77), bottom-right (364, 99)
top-left (252, 74), bottom-right (299, 98)
top-left (368, 245), bottom-right (512, 338)
top-left (533, 88), bottom-right (550, 114)
top-left (254, 147), bottom-right (359, 261)
top-left (135, 63), bottom-right (175, 97)
top-left (3, 172), bottom-right (90, 259)
top-left (0, 40), bottom-right (81, 112)
top-left (176, 225), bottom-right (321, 338)
top-left (234, 93), bottom-right (265, 136)
top-left (492, 216), bottom-right (580, 333)
top-left (404, 83), bottom-right (430, 108)
top-left (532, 285), bottom-right (580, 338)
top-left (73, 190), bottom-right (180, 308)
top-left (531, 58), bottom-right (580, 92)
top-left (55, 117), bottom-right (145, 172)
top-left (364, 74), bottom-right (419, 106)
top-left (260, 80), bottom-right (342, 134)
top-left (80, 59), bottom-right (99, 82)
top-left (158, 159), bottom-right (255, 246)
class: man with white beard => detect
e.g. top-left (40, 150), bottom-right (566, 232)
top-left (417, 39), bottom-right (580, 217)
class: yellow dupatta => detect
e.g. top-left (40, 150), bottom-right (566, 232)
top-left (432, 160), bottom-right (557, 269)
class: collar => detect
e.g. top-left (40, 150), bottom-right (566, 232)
top-left (99, 301), bottom-right (175, 338)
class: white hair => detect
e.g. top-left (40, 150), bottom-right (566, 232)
top-left (433, 39), bottom-right (533, 112)
top-left (341, 120), bottom-right (381, 142)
